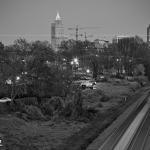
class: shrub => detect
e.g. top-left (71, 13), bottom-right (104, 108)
top-left (41, 102), bottom-right (54, 116)
top-left (100, 95), bottom-right (110, 102)
top-left (61, 101), bottom-right (73, 117)
top-left (48, 96), bottom-right (64, 110)
top-left (82, 106), bottom-right (99, 120)
top-left (24, 105), bottom-right (45, 120)
top-left (41, 96), bottom-right (64, 117)
top-left (9, 100), bottom-right (25, 112)
top-left (15, 112), bottom-right (29, 121)
top-left (60, 90), bottom-right (84, 119)
top-left (82, 89), bottom-right (104, 104)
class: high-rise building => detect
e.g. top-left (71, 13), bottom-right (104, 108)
top-left (147, 24), bottom-right (150, 44)
top-left (51, 12), bottom-right (64, 51)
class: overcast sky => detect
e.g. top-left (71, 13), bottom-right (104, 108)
top-left (0, 0), bottom-right (150, 45)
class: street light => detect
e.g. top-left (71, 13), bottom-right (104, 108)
top-left (71, 57), bottom-right (79, 65)
top-left (71, 58), bottom-right (79, 77)
top-left (74, 58), bottom-right (78, 64)
top-left (71, 61), bottom-right (74, 65)
top-left (16, 76), bottom-right (20, 81)
top-left (116, 58), bottom-right (120, 74)
top-left (86, 69), bottom-right (90, 73)
top-left (116, 58), bottom-right (119, 62)
top-left (63, 58), bottom-right (66, 61)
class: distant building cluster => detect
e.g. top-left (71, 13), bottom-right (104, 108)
top-left (51, 12), bottom-right (64, 51)
top-left (51, 12), bottom-right (150, 51)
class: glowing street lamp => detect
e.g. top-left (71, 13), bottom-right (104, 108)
top-left (76, 61), bottom-right (79, 65)
top-left (86, 69), bottom-right (90, 73)
top-left (71, 61), bottom-right (74, 65)
top-left (74, 58), bottom-right (78, 63)
top-left (71, 57), bottom-right (79, 65)
top-left (16, 76), bottom-right (20, 81)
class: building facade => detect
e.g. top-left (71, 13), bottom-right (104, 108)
top-left (94, 39), bottom-right (109, 52)
top-left (51, 12), bottom-right (64, 51)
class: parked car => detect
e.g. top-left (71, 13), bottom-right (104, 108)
top-left (125, 76), bottom-right (134, 81)
top-left (96, 75), bottom-right (107, 82)
top-left (80, 80), bottom-right (96, 89)
top-left (0, 97), bottom-right (11, 103)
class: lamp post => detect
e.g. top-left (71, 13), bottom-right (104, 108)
top-left (116, 58), bottom-right (119, 74)
top-left (116, 58), bottom-right (121, 75)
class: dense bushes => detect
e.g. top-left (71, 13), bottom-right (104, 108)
top-left (1, 89), bottom-right (104, 121)
top-left (41, 96), bottom-right (64, 117)
top-left (40, 91), bottom-right (85, 119)
top-left (8, 94), bottom-right (84, 120)
top-left (9, 100), bottom-right (25, 112)
top-left (61, 101), bottom-right (73, 117)
top-left (24, 105), bottom-right (45, 120)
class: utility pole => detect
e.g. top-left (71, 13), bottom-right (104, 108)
top-left (76, 25), bottom-right (79, 41)
top-left (84, 32), bottom-right (87, 41)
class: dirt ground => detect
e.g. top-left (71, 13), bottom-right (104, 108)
top-left (0, 79), bottom-right (144, 150)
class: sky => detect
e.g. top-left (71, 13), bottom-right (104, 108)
top-left (0, 0), bottom-right (150, 45)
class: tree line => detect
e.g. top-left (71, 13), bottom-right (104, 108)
top-left (0, 36), bottom-right (150, 101)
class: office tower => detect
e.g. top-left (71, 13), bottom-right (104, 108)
top-left (51, 12), bottom-right (64, 51)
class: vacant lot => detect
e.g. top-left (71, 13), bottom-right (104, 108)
top-left (0, 79), bottom-right (144, 150)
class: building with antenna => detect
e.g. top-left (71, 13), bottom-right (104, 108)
top-left (51, 12), bottom-right (64, 51)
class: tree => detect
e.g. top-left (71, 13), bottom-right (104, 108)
top-left (0, 43), bottom-right (26, 100)
top-left (0, 42), bottom-right (8, 97)
top-left (116, 36), bottom-right (148, 75)
top-left (26, 40), bottom-right (73, 100)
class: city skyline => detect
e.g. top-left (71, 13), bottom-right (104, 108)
top-left (0, 0), bottom-right (150, 45)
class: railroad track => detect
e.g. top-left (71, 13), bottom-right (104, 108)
top-left (86, 86), bottom-right (150, 150)
top-left (98, 94), bottom-right (148, 150)
top-left (127, 108), bottom-right (150, 150)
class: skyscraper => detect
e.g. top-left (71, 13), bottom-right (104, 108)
top-left (147, 24), bottom-right (150, 44)
top-left (51, 12), bottom-right (64, 51)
